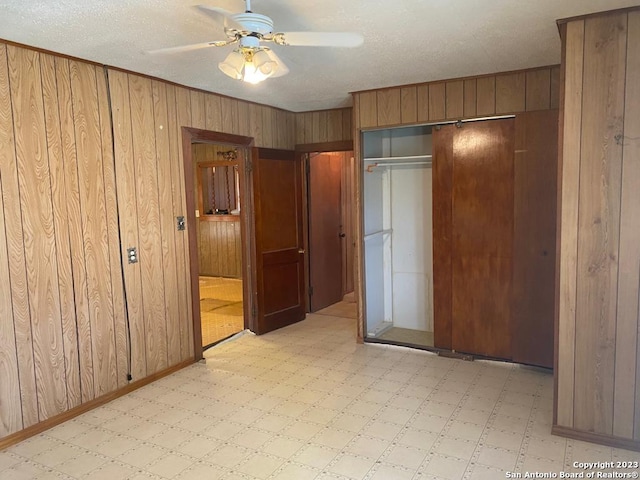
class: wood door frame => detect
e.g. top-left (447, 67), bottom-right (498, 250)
top-left (295, 140), bottom-right (354, 313)
top-left (181, 127), bottom-right (255, 360)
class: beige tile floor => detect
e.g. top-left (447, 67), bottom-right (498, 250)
top-left (1, 312), bottom-right (638, 480)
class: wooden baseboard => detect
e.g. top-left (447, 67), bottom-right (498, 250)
top-left (552, 425), bottom-right (640, 452)
top-left (0, 359), bottom-right (194, 451)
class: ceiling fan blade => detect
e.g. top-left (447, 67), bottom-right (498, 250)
top-left (265, 49), bottom-right (289, 78)
top-left (147, 41), bottom-right (226, 55)
top-left (195, 5), bottom-right (244, 31)
top-left (275, 32), bottom-right (363, 48)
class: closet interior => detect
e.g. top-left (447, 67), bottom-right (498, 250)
top-left (363, 125), bottom-right (434, 347)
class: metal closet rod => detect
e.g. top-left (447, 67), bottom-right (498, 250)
top-left (365, 159), bottom-right (432, 172)
top-left (364, 154), bottom-right (432, 162)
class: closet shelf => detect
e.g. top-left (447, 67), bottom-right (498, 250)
top-left (364, 229), bottom-right (393, 241)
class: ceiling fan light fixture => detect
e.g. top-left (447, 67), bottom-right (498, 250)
top-left (218, 49), bottom-right (245, 79)
top-left (219, 47), bottom-right (278, 84)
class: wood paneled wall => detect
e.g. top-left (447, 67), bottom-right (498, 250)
top-left (0, 44), bottom-right (126, 437)
top-left (353, 65), bottom-right (560, 129)
top-left (197, 221), bottom-right (242, 278)
top-left (295, 108), bottom-right (353, 145)
top-left (555, 8), bottom-right (640, 450)
top-left (0, 40), bottom-right (296, 443)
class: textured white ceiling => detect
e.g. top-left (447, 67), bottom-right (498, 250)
top-left (1, 0), bottom-right (638, 112)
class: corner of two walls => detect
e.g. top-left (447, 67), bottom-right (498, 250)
top-left (0, 40), bottom-right (346, 442)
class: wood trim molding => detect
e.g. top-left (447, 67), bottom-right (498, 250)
top-left (181, 127), bottom-right (254, 361)
top-left (552, 425), bottom-right (640, 452)
top-left (0, 360), bottom-right (193, 451)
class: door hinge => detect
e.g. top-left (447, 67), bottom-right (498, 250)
top-left (310, 286), bottom-right (314, 296)
top-left (251, 304), bottom-right (257, 317)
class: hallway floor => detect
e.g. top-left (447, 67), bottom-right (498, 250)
top-left (200, 276), bottom-right (244, 347)
top-left (1, 313), bottom-right (638, 479)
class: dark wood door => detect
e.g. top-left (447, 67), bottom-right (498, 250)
top-left (449, 119), bottom-right (515, 359)
top-left (253, 148), bottom-right (306, 334)
top-left (433, 126), bottom-right (454, 350)
top-left (512, 110), bottom-right (558, 368)
top-left (309, 153), bottom-right (343, 311)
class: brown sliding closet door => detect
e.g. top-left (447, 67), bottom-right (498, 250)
top-left (434, 119), bottom-right (515, 359)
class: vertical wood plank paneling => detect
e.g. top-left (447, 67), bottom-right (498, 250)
top-left (8, 45), bottom-right (68, 420)
top-left (0, 44), bottom-right (38, 428)
top-left (128, 74), bottom-right (168, 375)
top-left (628, 11), bottom-right (640, 442)
top-left (352, 93), bottom-right (365, 341)
top-left (261, 106), bottom-right (273, 148)
top-left (205, 94), bottom-right (222, 132)
top-left (526, 68), bottom-right (552, 111)
top-left (376, 88), bottom-right (401, 126)
top-left (358, 91), bottom-right (377, 128)
top-left (69, 61), bottom-right (118, 396)
top-left (574, 13), bottom-right (627, 435)
top-left (302, 112), bottom-right (313, 144)
top-left (417, 84), bottom-right (429, 123)
top-left (0, 168), bottom-right (22, 436)
top-left (476, 76), bottom-right (496, 116)
top-left (463, 79), bottom-right (477, 118)
top-left (108, 70), bottom-right (147, 380)
top-left (400, 86), bottom-right (417, 125)
top-left (249, 103), bottom-right (263, 146)
top-left (231, 99), bottom-right (242, 135)
top-left (174, 86), bottom-right (194, 360)
top-left (550, 66), bottom-right (561, 109)
top-left (328, 109), bottom-right (343, 142)
top-left (342, 109), bottom-right (352, 142)
top-left (295, 112), bottom-right (305, 144)
top-left (152, 80), bottom-right (181, 367)
top-left (615, 10), bottom-right (640, 440)
top-left (496, 72), bottom-right (526, 113)
top-left (220, 96), bottom-right (236, 135)
top-left (237, 100), bottom-right (250, 137)
top-left (428, 82), bottom-right (446, 121)
top-left (311, 111), bottom-right (322, 143)
top-left (287, 111), bottom-right (296, 148)
top-left (40, 54), bottom-right (81, 407)
top-left (557, 19), bottom-right (584, 429)
top-left (190, 90), bottom-right (205, 129)
top-left (314, 110), bottom-right (329, 143)
top-left (95, 67), bottom-right (128, 389)
top-left (445, 80), bottom-right (464, 119)
top-left (56, 58), bottom-right (95, 402)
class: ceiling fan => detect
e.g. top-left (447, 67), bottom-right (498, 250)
top-left (150, 0), bottom-right (364, 84)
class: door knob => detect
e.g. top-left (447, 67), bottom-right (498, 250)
top-left (298, 248), bottom-right (305, 254)
top-left (339, 233), bottom-right (346, 238)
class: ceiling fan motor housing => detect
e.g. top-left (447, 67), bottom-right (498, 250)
top-left (232, 13), bottom-right (273, 34)
top-left (231, 12), bottom-right (274, 49)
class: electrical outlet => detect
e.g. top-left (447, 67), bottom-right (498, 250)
top-left (127, 247), bottom-right (138, 264)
